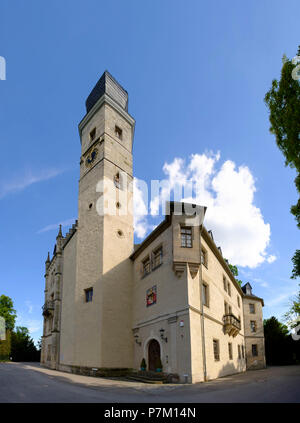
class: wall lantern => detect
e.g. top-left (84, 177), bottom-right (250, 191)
top-left (134, 334), bottom-right (141, 346)
top-left (160, 328), bottom-right (168, 343)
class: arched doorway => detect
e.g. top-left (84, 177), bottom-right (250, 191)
top-left (148, 339), bottom-right (161, 371)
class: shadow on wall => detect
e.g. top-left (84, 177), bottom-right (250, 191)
top-left (217, 360), bottom-right (246, 379)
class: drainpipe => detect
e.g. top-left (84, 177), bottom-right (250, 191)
top-left (199, 224), bottom-right (207, 382)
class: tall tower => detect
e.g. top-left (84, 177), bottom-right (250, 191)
top-left (74, 71), bottom-right (135, 367)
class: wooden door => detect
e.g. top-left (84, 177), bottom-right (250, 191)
top-left (148, 339), bottom-right (160, 371)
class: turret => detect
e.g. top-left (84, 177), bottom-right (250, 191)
top-left (45, 252), bottom-right (50, 273)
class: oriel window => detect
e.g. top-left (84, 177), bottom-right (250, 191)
top-left (181, 227), bottom-right (192, 248)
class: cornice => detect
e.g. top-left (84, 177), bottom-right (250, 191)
top-left (78, 93), bottom-right (135, 141)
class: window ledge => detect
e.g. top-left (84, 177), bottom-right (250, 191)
top-left (141, 272), bottom-right (151, 280)
top-left (152, 262), bottom-right (163, 272)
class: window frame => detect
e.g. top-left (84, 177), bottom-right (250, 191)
top-left (201, 248), bottom-right (208, 267)
top-left (223, 276), bottom-right (227, 292)
top-left (142, 255), bottom-right (151, 277)
top-left (252, 344), bottom-right (258, 357)
top-left (202, 282), bottom-right (209, 307)
top-left (213, 339), bottom-right (220, 361)
top-left (85, 287), bottom-right (93, 303)
top-left (238, 344), bottom-right (241, 359)
top-left (152, 245), bottom-right (163, 270)
top-left (180, 226), bottom-right (193, 248)
top-left (250, 320), bottom-right (257, 333)
top-left (89, 127), bottom-right (96, 142)
top-left (115, 125), bottom-right (123, 140)
top-left (249, 303), bottom-right (255, 314)
top-left (228, 342), bottom-right (233, 360)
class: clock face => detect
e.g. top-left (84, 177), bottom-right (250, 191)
top-left (85, 148), bottom-right (98, 167)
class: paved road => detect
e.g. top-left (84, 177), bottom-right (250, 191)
top-left (0, 362), bottom-right (299, 402)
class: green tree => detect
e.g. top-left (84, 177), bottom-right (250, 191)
top-left (0, 295), bottom-right (17, 331)
top-left (291, 250), bottom-right (300, 280)
top-left (227, 262), bottom-right (243, 287)
top-left (264, 48), bottom-right (300, 280)
top-left (11, 326), bottom-right (40, 362)
top-left (263, 316), bottom-right (299, 365)
top-left (283, 291), bottom-right (300, 327)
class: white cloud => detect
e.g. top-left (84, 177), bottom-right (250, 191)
top-left (0, 167), bottom-right (66, 199)
top-left (265, 291), bottom-right (297, 307)
top-left (143, 151), bottom-right (274, 269)
top-left (133, 178), bottom-right (149, 239)
top-left (252, 278), bottom-right (269, 288)
top-left (16, 315), bottom-right (43, 336)
top-left (267, 255), bottom-right (277, 264)
top-left (25, 301), bottom-right (33, 314)
top-left (37, 218), bottom-right (76, 234)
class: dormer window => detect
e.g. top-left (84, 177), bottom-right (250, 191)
top-left (89, 127), bottom-right (96, 142)
top-left (115, 125), bottom-right (122, 139)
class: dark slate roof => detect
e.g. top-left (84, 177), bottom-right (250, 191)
top-left (85, 71), bottom-right (128, 113)
top-left (241, 282), bottom-right (253, 294)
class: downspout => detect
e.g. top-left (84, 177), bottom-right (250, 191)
top-left (199, 224), bottom-right (207, 381)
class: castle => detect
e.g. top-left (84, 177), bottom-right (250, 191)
top-left (41, 71), bottom-right (266, 383)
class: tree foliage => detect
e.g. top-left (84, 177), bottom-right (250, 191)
top-left (291, 249), bottom-right (300, 280)
top-left (11, 326), bottom-right (40, 362)
top-left (264, 49), bottom-right (300, 282)
top-left (0, 295), bottom-right (17, 331)
top-left (227, 263), bottom-right (243, 286)
top-left (264, 316), bottom-right (300, 365)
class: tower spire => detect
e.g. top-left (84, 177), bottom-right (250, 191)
top-left (57, 224), bottom-right (62, 238)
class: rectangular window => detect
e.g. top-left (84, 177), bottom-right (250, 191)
top-left (181, 227), bottom-right (192, 248)
top-left (252, 344), bottom-right (258, 356)
top-left (250, 320), bottom-right (256, 333)
top-left (201, 248), bottom-right (207, 267)
top-left (223, 276), bottom-right (227, 292)
top-left (89, 127), bottom-right (96, 141)
top-left (249, 303), bottom-right (255, 314)
top-left (142, 256), bottom-right (151, 276)
top-left (227, 282), bottom-right (231, 296)
top-left (115, 125), bottom-right (122, 139)
top-left (213, 339), bottom-right (220, 361)
top-left (224, 301), bottom-right (228, 315)
top-left (238, 345), bottom-right (241, 359)
top-left (47, 345), bottom-right (51, 361)
top-left (237, 296), bottom-right (240, 308)
top-left (152, 247), bottom-right (163, 268)
top-left (202, 283), bottom-right (209, 307)
top-left (85, 288), bottom-right (93, 302)
top-left (241, 345), bottom-right (245, 359)
top-left (229, 305), bottom-right (232, 315)
top-left (228, 342), bottom-right (233, 360)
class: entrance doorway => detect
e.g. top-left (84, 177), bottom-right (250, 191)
top-left (148, 339), bottom-right (161, 371)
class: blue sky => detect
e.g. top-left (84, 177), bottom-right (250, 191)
top-left (0, 0), bottom-right (299, 344)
